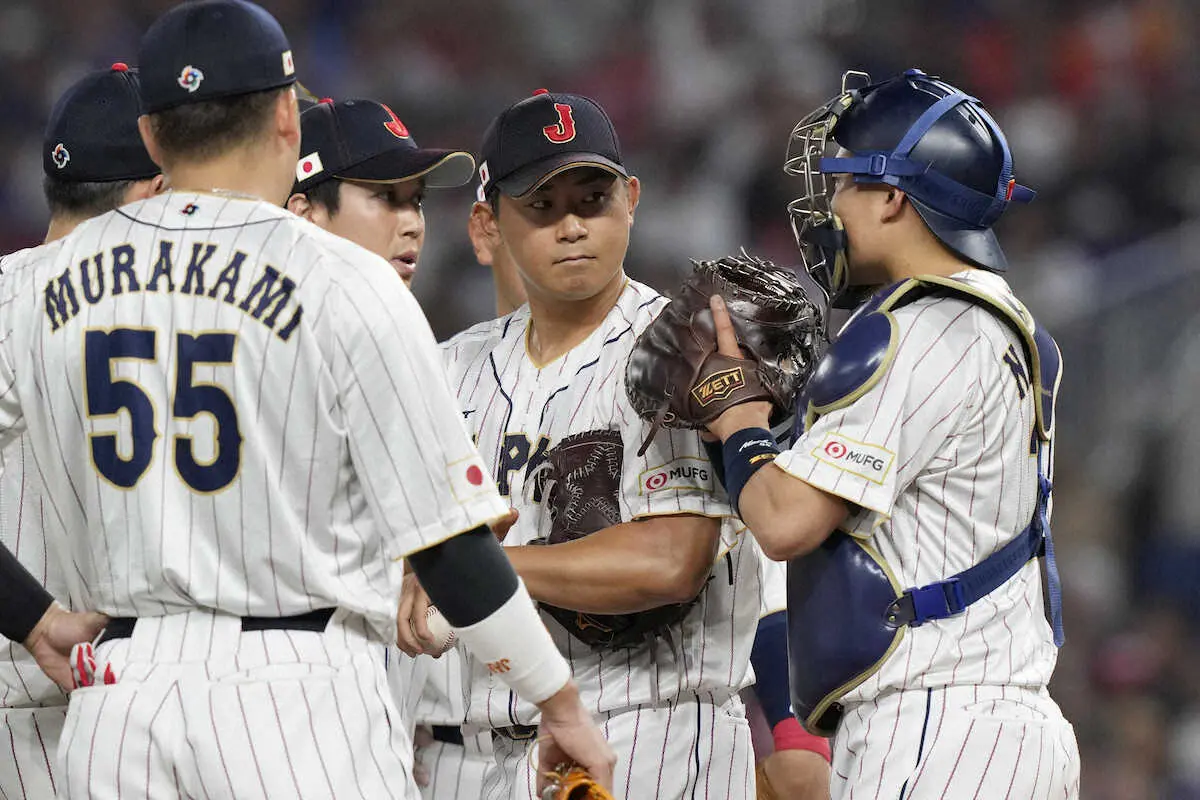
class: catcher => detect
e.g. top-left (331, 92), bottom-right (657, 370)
top-left (398, 89), bottom-right (820, 800)
top-left (629, 69), bottom-right (1079, 798)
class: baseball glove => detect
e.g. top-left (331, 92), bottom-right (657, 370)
top-left (541, 765), bottom-right (614, 800)
top-left (626, 252), bottom-right (824, 454)
top-left (535, 429), bottom-right (700, 650)
top-left (755, 761), bottom-right (780, 800)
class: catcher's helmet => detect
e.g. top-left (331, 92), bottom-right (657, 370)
top-left (785, 68), bottom-right (1034, 305)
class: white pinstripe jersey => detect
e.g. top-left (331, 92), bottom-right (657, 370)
top-left (442, 279), bottom-right (760, 726)
top-left (0, 246), bottom-right (74, 709)
top-left (411, 650), bottom-right (466, 727)
top-left (775, 269), bottom-right (1057, 701)
top-left (0, 192), bottom-right (508, 639)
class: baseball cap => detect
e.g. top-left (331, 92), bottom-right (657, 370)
top-left (43, 63), bottom-right (160, 183)
top-left (294, 99), bottom-right (475, 191)
top-left (477, 89), bottom-right (627, 198)
top-left (138, 0), bottom-right (296, 114)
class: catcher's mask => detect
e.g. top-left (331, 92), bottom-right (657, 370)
top-left (784, 68), bottom-right (1035, 308)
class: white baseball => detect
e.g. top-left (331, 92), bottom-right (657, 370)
top-left (425, 605), bottom-right (456, 655)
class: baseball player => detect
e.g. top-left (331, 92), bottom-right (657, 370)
top-left (468, 187), bottom-right (527, 317)
top-left (398, 89), bottom-right (762, 800)
top-left (0, 2), bottom-right (613, 798)
top-left (404, 196), bottom-right (533, 800)
top-left (0, 61), bottom-right (163, 799)
top-left (700, 69), bottom-right (1080, 797)
top-left (286, 97), bottom-right (475, 287)
top-left (281, 95), bottom-right (496, 799)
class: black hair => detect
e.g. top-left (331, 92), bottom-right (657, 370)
top-left (42, 175), bottom-right (135, 218)
top-left (147, 86), bottom-right (288, 163)
top-left (300, 178), bottom-right (342, 216)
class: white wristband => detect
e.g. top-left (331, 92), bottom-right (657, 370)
top-left (453, 579), bottom-right (571, 705)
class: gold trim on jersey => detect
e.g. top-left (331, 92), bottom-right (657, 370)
top-left (522, 278), bottom-right (631, 369)
top-left (169, 329), bottom-right (243, 496)
top-left (911, 274), bottom-right (1059, 441)
top-left (82, 325), bottom-right (162, 492)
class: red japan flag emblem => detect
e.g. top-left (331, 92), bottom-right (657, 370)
top-left (296, 152), bottom-right (324, 182)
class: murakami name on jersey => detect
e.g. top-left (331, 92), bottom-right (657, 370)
top-left (43, 241), bottom-right (303, 341)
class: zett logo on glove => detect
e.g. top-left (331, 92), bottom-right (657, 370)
top-left (691, 367), bottom-right (745, 406)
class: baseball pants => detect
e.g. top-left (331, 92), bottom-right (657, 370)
top-left (418, 729), bottom-right (493, 800)
top-left (0, 705), bottom-right (67, 798)
top-left (56, 609), bottom-right (418, 800)
top-left (830, 684), bottom-right (1080, 799)
top-left (482, 690), bottom-right (755, 800)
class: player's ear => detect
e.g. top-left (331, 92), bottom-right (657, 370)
top-left (474, 198), bottom-right (502, 240)
top-left (879, 186), bottom-right (906, 224)
top-left (138, 116), bottom-right (165, 169)
top-left (123, 174), bottom-right (166, 205)
top-left (276, 87), bottom-right (302, 151)
top-left (623, 176), bottom-right (641, 224)
top-left (468, 201), bottom-right (498, 266)
top-left (287, 193), bottom-right (314, 221)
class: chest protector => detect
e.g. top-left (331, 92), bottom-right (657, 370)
top-left (785, 275), bottom-right (1063, 736)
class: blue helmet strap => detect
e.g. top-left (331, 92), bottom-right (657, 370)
top-left (818, 81), bottom-right (1036, 228)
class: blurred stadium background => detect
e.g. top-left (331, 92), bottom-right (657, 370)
top-left (2, 0), bottom-right (1198, 795)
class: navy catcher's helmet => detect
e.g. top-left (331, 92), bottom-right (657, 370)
top-left (785, 68), bottom-right (1034, 306)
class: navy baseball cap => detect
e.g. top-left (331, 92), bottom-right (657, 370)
top-left (294, 99), bottom-right (475, 191)
top-left (43, 63), bottom-right (160, 183)
top-left (477, 89), bottom-right (627, 198)
top-left (138, 0), bottom-right (296, 114)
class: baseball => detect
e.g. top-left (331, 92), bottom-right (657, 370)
top-left (425, 606), bottom-right (456, 655)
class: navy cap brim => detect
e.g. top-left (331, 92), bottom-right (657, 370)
top-left (335, 148), bottom-right (476, 189)
top-left (495, 152), bottom-right (627, 197)
top-left (909, 196), bottom-right (1009, 272)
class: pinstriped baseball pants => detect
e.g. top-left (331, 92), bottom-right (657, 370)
top-left (830, 685), bottom-right (1079, 799)
top-left (55, 610), bottom-right (418, 800)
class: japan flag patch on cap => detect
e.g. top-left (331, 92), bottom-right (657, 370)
top-left (296, 152), bottom-right (323, 182)
top-left (282, 50), bottom-right (295, 77)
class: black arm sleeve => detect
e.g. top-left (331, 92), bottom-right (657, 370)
top-left (0, 543), bottom-right (55, 643)
top-left (407, 524), bottom-right (521, 628)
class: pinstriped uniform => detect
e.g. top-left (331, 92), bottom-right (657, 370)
top-left (442, 280), bottom-right (759, 800)
top-left (0, 192), bottom-right (510, 799)
top-left (409, 651), bottom-right (493, 800)
top-left (387, 646), bottom-right (493, 800)
top-left (0, 246), bottom-right (77, 800)
top-left (774, 270), bottom-right (1079, 798)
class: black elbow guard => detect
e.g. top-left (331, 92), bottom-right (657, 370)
top-left (407, 525), bottom-right (520, 627)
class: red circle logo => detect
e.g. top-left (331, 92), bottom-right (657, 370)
top-left (466, 465), bottom-right (483, 486)
top-left (824, 441), bottom-right (847, 459)
top-left (645, 472), bottom-right (667, 491)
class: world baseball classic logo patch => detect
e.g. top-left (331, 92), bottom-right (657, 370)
top-left (811, 433), bottom-right (894, 484)
top-left (690, 367), bottom-right (744, 407)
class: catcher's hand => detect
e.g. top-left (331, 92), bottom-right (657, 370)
top-left (541, 765), bottom-right (615, 800)
top-left (625, 252), bottom-right (823, 454)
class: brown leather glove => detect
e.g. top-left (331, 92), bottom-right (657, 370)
top-left (625, 252), bottom-right (824, 455)
top-left (541, 765), bottom-right (615, 800)
top-left (535, 429), bottom-right (700, 650)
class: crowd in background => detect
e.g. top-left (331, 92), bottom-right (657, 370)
top-left (3, 0), bottom-right (1200, 795)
